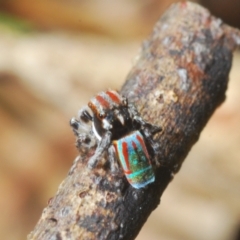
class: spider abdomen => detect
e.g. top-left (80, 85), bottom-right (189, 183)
top-left (113, 131), bottom-right (155, 189)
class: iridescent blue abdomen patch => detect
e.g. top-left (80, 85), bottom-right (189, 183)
top-left (113, 131), bottom-right (155, 189)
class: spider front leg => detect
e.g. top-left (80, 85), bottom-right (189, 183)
top-left (108, 145), bottom-right (118, 173)
top-left (128, 103), bottom-right (162, 154)
top-left (143, 125), bottom-right (161, 160)
top-left (88, 131), bottom-right (112, 169)
top-left (128, 103), bottom-right (149, 126)
top-left (70, 107), bottom-right (96, 152)
top-left (128, 103), bottom-right (162, 134)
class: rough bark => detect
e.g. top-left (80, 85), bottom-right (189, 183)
top-left (28, 2), bottom-right (240, 240)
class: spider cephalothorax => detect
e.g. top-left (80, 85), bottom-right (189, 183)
top-left (70, 90), bottom-right (161, 189)
top-left (88, 90), bottom-right (133, 140)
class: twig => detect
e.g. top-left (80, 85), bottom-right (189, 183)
top-left (28, 2), bottom-right (240, 240)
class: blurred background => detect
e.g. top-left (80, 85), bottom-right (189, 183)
top-left (0, 0), bottom-right (239, 239)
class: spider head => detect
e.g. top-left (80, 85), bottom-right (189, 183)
top-left (88, 90), bottom-right (133, 140)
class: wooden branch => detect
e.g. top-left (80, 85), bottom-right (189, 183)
top-left (28, 2), bottom-right (240, 240)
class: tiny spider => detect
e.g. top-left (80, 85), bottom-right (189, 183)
top-left (70, 90), bottom-right (161, 188)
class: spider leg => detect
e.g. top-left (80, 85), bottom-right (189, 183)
top-left (128, 103), bottom-right (162, 156)
top-left (70, 107), bottom-right (96, 152)
top-left (128, 103), bottom-right (150, 127)
top-left (145, 124), bottom-right (162, 135)
top-left (143, 123), bottom-right (161, 154)
top-left (88, 131), bottom-right (112, 169)
top-left (70, 117), bottom-right (95, 150)
top-left (128, 103), bottom-right (141, 121)
top-left (128, 103), bottom-right (162, 134)
top-left (70, 117), bottom-right (81, 136)
top-left (108, 145), bottom-right (118, 172)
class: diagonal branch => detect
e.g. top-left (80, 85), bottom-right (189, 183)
top-left (28, 2), bottom-right (240, 240)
